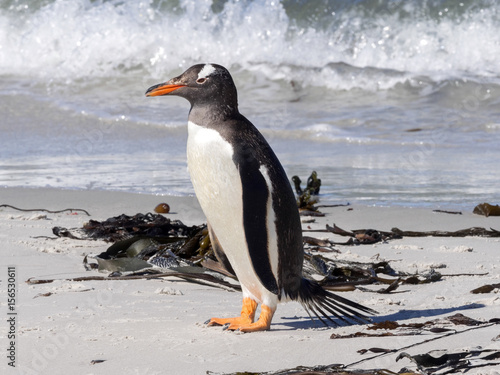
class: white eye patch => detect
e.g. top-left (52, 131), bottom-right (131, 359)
top-left (198, 64), bottom-right (216, 79)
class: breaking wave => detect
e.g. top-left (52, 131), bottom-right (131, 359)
top-left (1, 0), bottom-right (499, 91)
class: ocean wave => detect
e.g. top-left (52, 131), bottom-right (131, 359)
top-left (0, 0), bottom-right (499, 92)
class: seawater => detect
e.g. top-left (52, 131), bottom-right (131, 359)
top-left (1, 0), bottom-right (499, 209)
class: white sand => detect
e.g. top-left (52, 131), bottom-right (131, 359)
top-left (1, 187), bottom-right (499, 374)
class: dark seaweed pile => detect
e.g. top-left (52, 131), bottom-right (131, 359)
top-left (52, 212), bottom-right (458, 294)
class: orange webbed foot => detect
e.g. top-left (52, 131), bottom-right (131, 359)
top-left (208, 303), bottom-right (276, 333)
top-left (207, 297), bottom-right (257, 328)
top-left (229, 304), bottom-right (275, 332)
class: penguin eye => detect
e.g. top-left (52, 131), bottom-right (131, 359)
top-left (196, 78), bottom-right (207, 84)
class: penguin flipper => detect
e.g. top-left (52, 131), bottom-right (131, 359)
top-left (207, 222), bottom-right (236, 277)
top-left (298, 278), bottom-right (376, 326)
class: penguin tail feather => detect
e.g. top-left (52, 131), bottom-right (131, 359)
top-left (297, 278), bottom-right (376, 326)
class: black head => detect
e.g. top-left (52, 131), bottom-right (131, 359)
top-left (145, 64), bottom-right (238, 111)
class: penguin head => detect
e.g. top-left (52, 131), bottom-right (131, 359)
top-left (146, 64), bottom-right (238, 110)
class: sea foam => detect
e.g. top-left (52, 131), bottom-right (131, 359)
top-left (0, 0), bottom-right (499, 90)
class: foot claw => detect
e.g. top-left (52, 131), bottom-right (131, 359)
top-left (206, 319), bottom-right (223, 327)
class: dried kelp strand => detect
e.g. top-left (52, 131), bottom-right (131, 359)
top-left (0, 204), bottom-right (90, 216)
top-left (471, 283), bottom-right (500, 294)
top-left (473, 202), bottom-right (500, 217)
top-left (428, 327), bottom-right (454, 333)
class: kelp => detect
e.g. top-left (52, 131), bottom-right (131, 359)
top-left (81, 212), bottom-right (202, 242)
top-left (292, 171), bottom-right (324, 214)
top-left (304, 223), bottom-right (500, 245)
top-left (473, 202), bottom-right (500, 217)
top-left (432, 209), bottom-right (462, 215)
top-left (340, 314), bottom-right (500, 374)
top-left (330, 313), bottom-right (490, 341)
top-left (208, 367), bottom-right (418, 375)
top-left (209, 344), bottom-right (500, 375)
top-left (397, 349), bottom-right (500, 374)
top-left (390, 226), bottom-right (500, 237)
top-left (470, 283), bottom-right (500, 294)
top-left (303, 253), bottom-right (400, 288)
top-left (0, 204), bottom-right (90, 216)
top-left (27, 268), bottom-right (241, 291)
top-left (44, 212), bottom-right (465, 293)
top-left (291, 171), bottom-right (321, 196)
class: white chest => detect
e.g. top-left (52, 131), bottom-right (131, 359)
top-left (186, 121), bottom-right (245, 253)
top-left (186, 121), bottom-right (241, 210)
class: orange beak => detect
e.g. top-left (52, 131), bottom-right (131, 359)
top-left (145, 83), bottom-right (186, 97)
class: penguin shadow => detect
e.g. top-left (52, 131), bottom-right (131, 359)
top-left (275, 316), bottom-right (336, 331)
top-left (369, 303), bottom-right (486, 324)
top-left (274, 303), bottom-right (485, 331)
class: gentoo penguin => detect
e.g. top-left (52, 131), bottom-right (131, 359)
top-left (146, 64), bottom-right (375, 332)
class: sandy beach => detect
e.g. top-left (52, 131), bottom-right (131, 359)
top-left (1, 187), bottom-right (499, 374)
